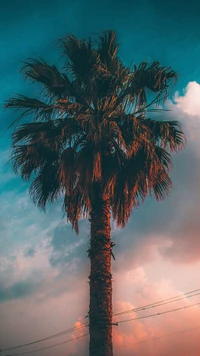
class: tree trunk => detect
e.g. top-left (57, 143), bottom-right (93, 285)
top-left (88, 190), bottom-right (113, 356)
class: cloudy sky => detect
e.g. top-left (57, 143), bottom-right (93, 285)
top-left (1, 0), bottom-right (200, 355)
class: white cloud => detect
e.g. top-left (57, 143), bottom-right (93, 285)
top-left (174, 81), bottom-right (200, 116)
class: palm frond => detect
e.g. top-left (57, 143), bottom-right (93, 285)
top-left (12, 121), bottom-right (55, 144)
top-left (4, 95), bottom-right (56, 125)
top-left (154, 146), bottom-right (172, 169)
top-left (97, 30), bottom-right (121, 75)
top-left (63, 188), bottom-right (90, 234)
top-left (29, 163), bottom-right (61, 209)
top-left (143, 118), bottom-right (186, 151)
top-left (130, 61), bottom-right (178, 108)
top-left (152, 171), bottom-right (172, 200)
top-left (76, 146), bottom-right (93, 188)
top-left (21, 58), bottom-right (72, 100)
top-left (58, 147), bottom-right (77, 194)
top-left (59, 34), bottom-right (99, 80)
top-left (11, 141), bottom-right (59, 179)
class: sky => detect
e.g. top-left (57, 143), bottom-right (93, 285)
top-left (1, 0), bottom-right (200, 355)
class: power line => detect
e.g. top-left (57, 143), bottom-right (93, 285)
top-left (117, 301), bottom-right (200, 325)
top-left (6, 303), bottom-right (200, 356)
top-left (4, 333), bottom-right (89, 356)
top-left (2, 287), bottom-right (200, 353)
top-left (1, 323), bottom-right (88, 353)
top-left (113, 288), bottom-right (200, 317)
top-left (115, 325), bottom-right (200, 354)
top-left (6, 312), bottom-right (200, 356)
top-left (26, 297), bottom-right (199, 355)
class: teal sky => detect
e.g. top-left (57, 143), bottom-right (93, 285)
top-left (1, 0), bottom-right (200, 114)
top-left (1, 1), bottom-right (200, 355)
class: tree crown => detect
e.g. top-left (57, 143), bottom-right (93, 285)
top-left (5, 30), bottom-right (186, 233)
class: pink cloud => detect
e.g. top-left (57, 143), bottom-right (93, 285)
top-left (112, 282), bottom-right (200, 355)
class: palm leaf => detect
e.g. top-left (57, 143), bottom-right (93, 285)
top-left (143, 118), bottom-right (186, 151)
top-left (29, 163), bottom-right (61, 209)
top-left (63, 188), bottom-right (90, 234)
top-left (97, 30), bottom-right (121, 76)
top-left (130, 61), bottom-right (178, 108)
top-left (152, 171), bottom-right (172, 200)
top-left (21, 58), bottom-right (70, 99)
top-left (59, 34), bottom-right (99, 81)
top-left (4, 95), bottom-right (57, 125)
top-left (58, 147), bottom-right (77, 194)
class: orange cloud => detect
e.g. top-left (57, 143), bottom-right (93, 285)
top-left (112, 282), bottom-right (200, 356)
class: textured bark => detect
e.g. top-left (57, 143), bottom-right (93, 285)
top-left (88, 190), bottom-right (113, 356)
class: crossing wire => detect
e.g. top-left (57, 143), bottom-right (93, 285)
top-left (113, 288), bottom-right (200, 317)
top-left (117, 301), bottom-right (200, 325)
top-left (3, 300), bottom-right (200, 355)
top-left (4, 334), bottom-right (89, 356)
top-left (0, 323), bottom-right (88, 353)
top-left (2, 287), bottom-right (200, 353)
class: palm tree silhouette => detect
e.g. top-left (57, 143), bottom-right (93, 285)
top-left (5, 30), bottom-right (185, 356)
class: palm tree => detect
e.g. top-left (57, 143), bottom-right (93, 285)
top-left (5, 30), bottom-right (185, 356)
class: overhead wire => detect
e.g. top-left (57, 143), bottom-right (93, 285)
top-left (4, 333), bottom-right (89, 356)
top-left (0, 323), bottom-right (88, 353)
top-left (10, 321), bottom-right (200, 356)
top-left (5, 302), bottom-right (200, 356)
top-left (117, 301), bottom-right (200, 325)
top-left (113, 288), bottom-right (200, 317)
top-left (115, 325), bottom-right (200, 354)
top-left (1, 287), bottom-right (200, 354)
